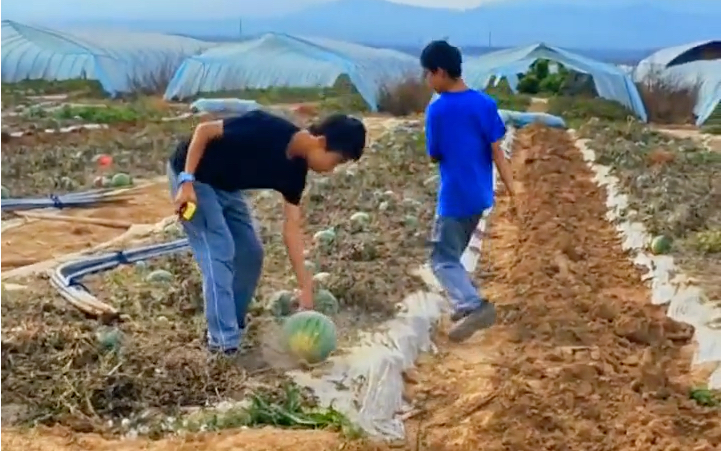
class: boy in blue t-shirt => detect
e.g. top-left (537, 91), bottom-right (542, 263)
top-left (420, 40), bottom-right (517, 343)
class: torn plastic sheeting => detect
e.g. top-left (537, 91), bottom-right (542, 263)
top-left (499, 109), bottom-right (566, 129)
top-left (5, 123), bottom-right (108, 138)
top-left (573, 134), bottom-right (721, 389)
top-left (288, 291), bottom-right (446, 440)
top-left (51, 239), bottom-right (190, 310)
top-left (1, 189), bottom-right (121, 211)
top-left (461, 126), bottom-right (516, 272)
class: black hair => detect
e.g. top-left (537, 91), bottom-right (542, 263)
top-left (308, 113), bottom-right (366, 161)
top-left (420, 40), bottom-right (462, 79)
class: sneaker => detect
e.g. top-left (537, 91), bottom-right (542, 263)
top-left (209, 347), bottom-right (239, 356)
top-left (448, 302), bottom-right (496, 343)
top-left (450, 298), bottom-right (490, 322)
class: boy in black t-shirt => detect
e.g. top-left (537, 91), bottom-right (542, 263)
top-left (168, 110), bottom-right (366, 355)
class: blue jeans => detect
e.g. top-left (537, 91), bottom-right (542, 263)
top-left (168, 164), bottom-right (263, 351)
top-left (430, 214), bottom-right (485, 315)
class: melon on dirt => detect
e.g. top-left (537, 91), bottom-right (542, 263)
top-left (649, 235), bottom-right (673, 255)
top-left (282, 310), bottom-right (337, 364)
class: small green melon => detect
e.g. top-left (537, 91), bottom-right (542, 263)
top-left (304, 260), bottom-right (317, 274)
top-left (267, 290), bottom-right (296, 318)
top-left (111, 172), bottom-right (133, 188)
top-left (313, 229), bottom-right (336, 245)
top-left (649, 235), bottom-right (672, 255)
top-left (403, 215), bottom-right (419, 228)
top-left (1, 186), bottom-right (9, 199)
top-left (314, 289), bottom-right (340, 316)
top-left (96, 327), bottom-right (123, 352)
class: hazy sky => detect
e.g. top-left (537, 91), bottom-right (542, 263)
top-left (2, 0), bottom-right (496, 21)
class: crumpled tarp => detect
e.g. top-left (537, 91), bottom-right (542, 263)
top-left (164, 33), bottom-right (419, 111)
top-left (499, 109), bottom-right (566, 129)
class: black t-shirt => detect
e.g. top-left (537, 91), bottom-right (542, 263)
top-left (170, 110), bottom-right (308, 205)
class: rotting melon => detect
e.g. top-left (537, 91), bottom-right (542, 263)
top-left (145, 269), bottom-right (173, 283)
top-left (313, 272), bottom-right (331, 285)
top-left (314, 289), bottom-right (340, 315)
top-left (282, 310), bottom-right (337, 364)
top-left (111, 172), bottom-right (133, 188)
top-left (350, 211), bottom-right (370, 232)
top-left (649, 235), bottom-right (672, 255)
top-left (268, 290), bottom-right (297, 318)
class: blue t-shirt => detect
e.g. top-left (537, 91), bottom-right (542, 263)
top-left (425, 90), bottom-right (506, 218)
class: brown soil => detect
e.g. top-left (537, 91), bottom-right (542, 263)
top-left (0, 427), bottom-right (385, 451)
top-left (411, 125), bottom-right (720, 450)
top-left (2, 182), bottom-right (174, 269)
top-left (3, 122), bottom-right (719, 450)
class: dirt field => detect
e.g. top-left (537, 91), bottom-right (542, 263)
top-left (411, 125), bottom-right (720, 451)
top-left (3, 123), bottom-right (719, 450)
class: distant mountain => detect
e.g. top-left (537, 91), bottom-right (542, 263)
top-left (239, 0), bottom-right (720, 50)
top-left (24, 0), bottom-right (722, 51)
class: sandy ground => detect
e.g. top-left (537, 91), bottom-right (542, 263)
top-left (1, 182), bottom-right (174, 270)
top-left (652, 126), bottom-right (721, 152)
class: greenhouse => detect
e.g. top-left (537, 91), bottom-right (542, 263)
top-left (1, 20), bottom-right (213, 95)
top-left (163, 33), bottom-right (419, 110)
top-left (634, 40), bottom-right (721, 126)
top-left (464, 43), bottom-right (648, 121)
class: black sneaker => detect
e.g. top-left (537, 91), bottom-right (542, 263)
top-left (448, 302), bottom-right (496, 343)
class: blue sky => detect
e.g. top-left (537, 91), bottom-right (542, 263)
top-left (2, 0), bottom-right (495, 21)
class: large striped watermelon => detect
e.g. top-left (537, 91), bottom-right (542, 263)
top-left (282, 310), bottom-right (337, 364)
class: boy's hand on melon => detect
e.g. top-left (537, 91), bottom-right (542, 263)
top-left (295, 285), bottom-right (314, 311)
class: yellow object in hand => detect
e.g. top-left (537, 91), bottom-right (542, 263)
top-left (180, 202), bottom-right (196, 221)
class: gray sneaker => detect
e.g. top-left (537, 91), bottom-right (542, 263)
top-left (448, 303), bottom-right (496, 343)
top-left (450, 298), bottom-right (490, 322)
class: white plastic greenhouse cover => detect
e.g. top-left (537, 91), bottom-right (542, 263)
top-left (464, 43), bottom-right (648, 122)
top-left (634, 41), bottom-right (721, 126)
top-left (1, 20), bottom-right (213, 95)
top-left (163, 33), bottom-right (419, 111)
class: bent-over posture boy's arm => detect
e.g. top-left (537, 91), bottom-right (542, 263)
top-left (282, 200), bottom-right (313, 302)
top-left (425, 101), bottom-right (442, 162)
top-left (184, 120), bottom-right (224, 174)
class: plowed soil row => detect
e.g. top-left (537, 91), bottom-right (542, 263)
top-left (411, 125), bottom-right (720, 450)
